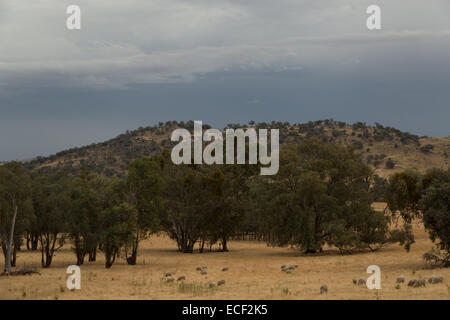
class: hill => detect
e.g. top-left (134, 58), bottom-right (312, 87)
top-left (24, 120), bottom-right (450, 178)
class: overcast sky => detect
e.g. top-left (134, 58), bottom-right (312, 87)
top-left (1, 0), bottom-right (450, 161)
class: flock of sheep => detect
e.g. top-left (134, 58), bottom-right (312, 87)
top-left (162, 263), bottom-right (445, 295)
top-left (163, 265), bottom-right (228, 289)
top-left (397, 276), bottom-right (444, 288)
top-left (281, 264), bottom-right (445, 294)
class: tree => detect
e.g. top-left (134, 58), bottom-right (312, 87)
top-left (31, 173), bottom-right (68, 268)
top-left (66, 172), bottom-right (104, 265)
top-left (254, 139), bottom-right (401, 253)
top-left (99, 201), bottom-right (137, 268)
top-left (420, 169), bottom-right (450, 267)
top-left (205, 163), bottom-right (255, 252)
top-left (385, 170), bottom-right (423, 251)
top-left (0, 162), bottom-right (32, 273)
top-left (371, 174), bottom-right (388, 202)
top-left (124, 157), bottom-right (162, 265)
top-left (160, 163), bottom-right (210, 253)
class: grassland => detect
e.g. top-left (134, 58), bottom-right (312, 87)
top-left (1, 206), bottom-right (449, 300)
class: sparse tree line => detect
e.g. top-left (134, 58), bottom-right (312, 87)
top-left (1, 139), bottom-right (449, 272)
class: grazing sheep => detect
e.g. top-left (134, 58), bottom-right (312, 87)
top-left (200, 270), bottom-right (207, 275)
top-left (408, 279), bottom-right (425, 288)
top-left (285, 270), bottom-right (292, 274)
top-left (281, 265), bottom-right (286, 269)
top-left (177, 275), bottom-right (186, 281)
top-left (222, 267), bottom-right (229, 272)
top-left (287, 266), bottom-right (295, 271)
top-left (218, 280), bottom-right (226, 286)
top-left (428, 276), bottom-right (444, 284)
top-left (357, 278), bottom-right (366, 286)
top-left (165, 272), bottom-right (172, 277)
top-left (209, 282), bottom-right (217, 288)
top-left (196, 267), bottom-right (202, 271)
top-left (407, 279), bottom-right (417, 287)
top-left (320, 284), bottom-right (328, 294)
top-left (396, 277), bottom-right (405, 284)
top-left (166, 277), bottom-right (174, 284)
top-left (417, 279), bottom-right (426, 287)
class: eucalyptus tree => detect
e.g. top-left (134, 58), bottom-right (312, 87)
top-left (0, 162), bottom-right (32, 273)
top-left (254, 139), bottom-right (399, 253)
top-left (124, 156), bottom-right (162, 265)
top-left (31, 172), bottom-right (69, 268)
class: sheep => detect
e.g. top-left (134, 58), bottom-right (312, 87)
top-left (428, 276), bottom-right (444, 284)
top-left (218, 280), bottom-right (226, 286)
top-left (196, 267), bottom-right (202, 271)
top-left (408, 279), bottom-right (425, 288)
top-left (281, 265), bottom-right (286, 269)
top-left (320, 284), bottom-right (328, 294)
top-left (165, 272), bottom-right (172, 277)
top-left (166, 277), bottom-right (174, 284)
top-left (285, 270), bottom-right (292, 274)
top-left (417, 279), bottom-right (426, 287)
top-left (396, 277), bottom-right (405, 284)
top-left (357, 278), bottom-right (366, 286)
top-left (222, 267), bottom-right (229, 272)
top-left (407, 279), bottom-right (417, 287)
top-left (209, 282), bottom-right (217, 288)
top-left (177, 275), bottom-right (186, 281)
top-left (200, 270), bottom-right (207, 275)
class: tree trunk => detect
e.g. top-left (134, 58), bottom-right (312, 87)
top-left (222, 237), bottom-right (229, 252)
top-left (26, 233), bottom-right (31, 251)
top-left (105, 247), bottom-right (118, 268)
top-left (31, 234), bottom-right (38, 251)
top-left (5, 205), bottom-right (18, 274)
top-left (11, 244), bottom-right (17, 267)
top-left (126, 237), bottom-right (139, 265)
top-left (1, 241), bottom-right (7, 272)
top-left (74, 237), bottom-right (85, 266)
top-left (88, 247), bottom-right (97, 262)
top-left (199, 240), bottom-right (205, 253)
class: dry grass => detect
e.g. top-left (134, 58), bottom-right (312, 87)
top-left (1, 219), bottom-right (449, 300)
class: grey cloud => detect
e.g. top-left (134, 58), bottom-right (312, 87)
top-left (2, 1), bottom-right (450, 89)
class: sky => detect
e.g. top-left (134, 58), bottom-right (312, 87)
top-left (1, 0), bottom-right (450, 161)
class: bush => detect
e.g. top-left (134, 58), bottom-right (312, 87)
top-left (385, 159), bottom-right (395, 169)
top-left (420, 144), bottom-right (434, 154)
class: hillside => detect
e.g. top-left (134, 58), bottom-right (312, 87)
top-left (24, 120), bottom-right (450, 178)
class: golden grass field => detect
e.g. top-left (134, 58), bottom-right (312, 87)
top-left (1, 205), bottom-right (449, 300)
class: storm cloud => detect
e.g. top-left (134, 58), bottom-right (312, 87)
top-left (1, 0), bottom-right (450, 160)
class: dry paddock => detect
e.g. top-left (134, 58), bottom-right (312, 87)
top-left (0, 223), bottom-right (449, 300)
